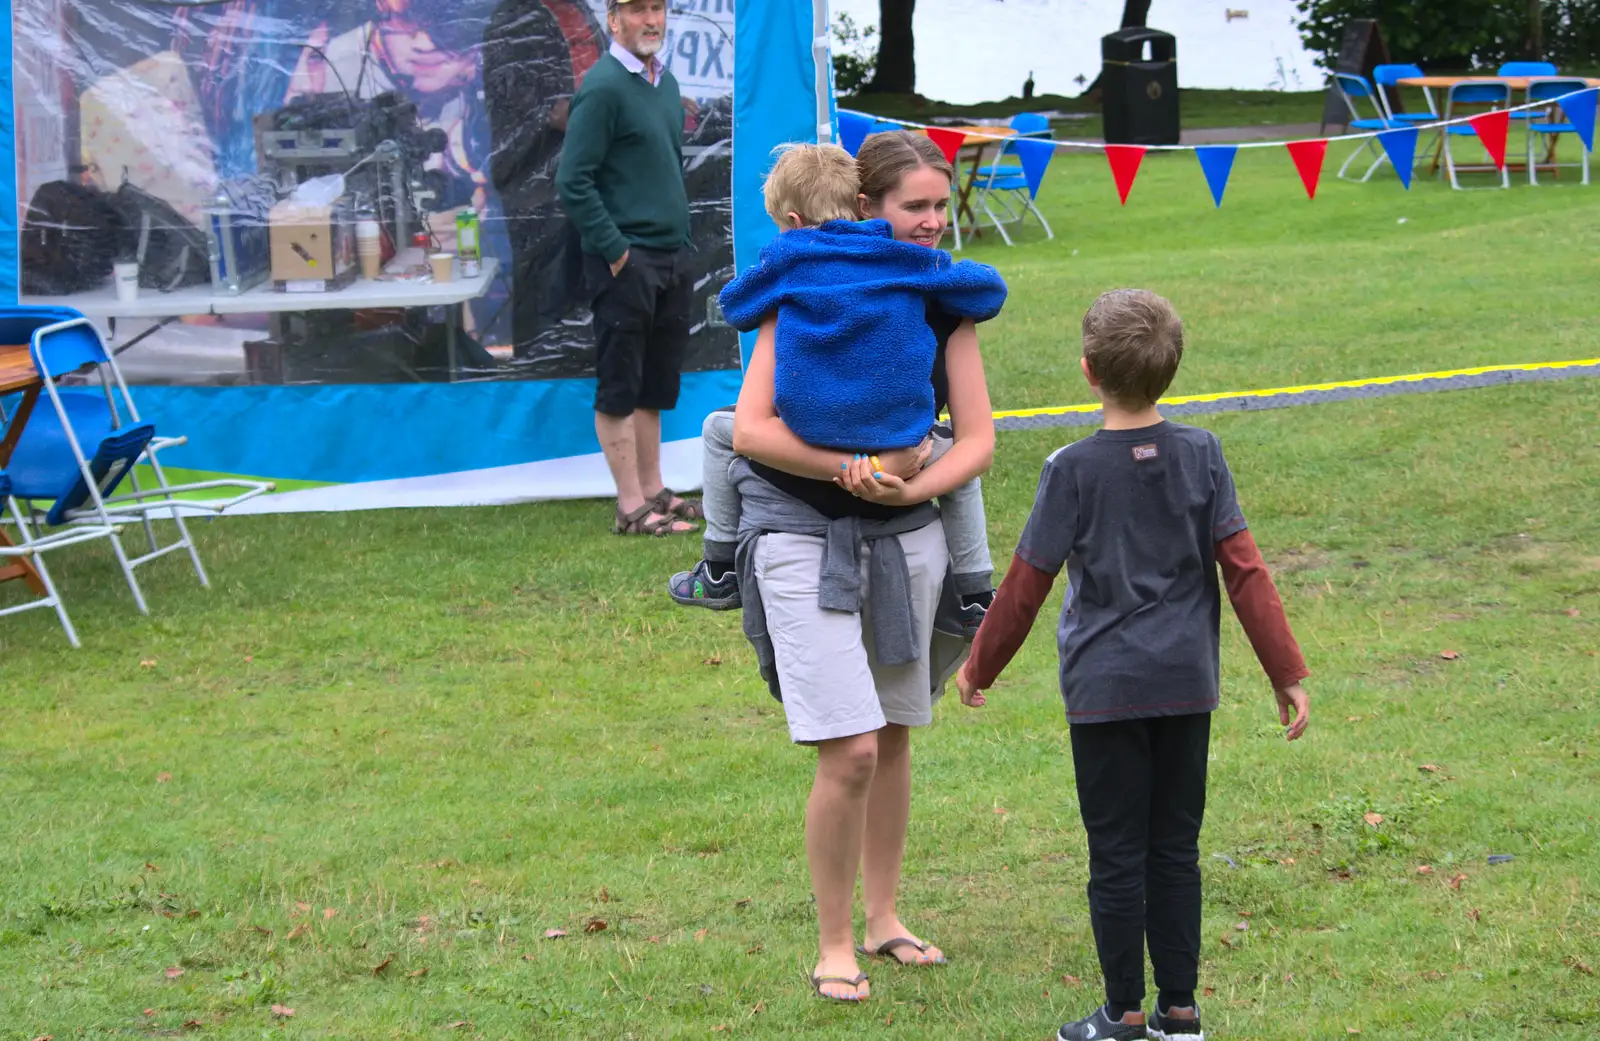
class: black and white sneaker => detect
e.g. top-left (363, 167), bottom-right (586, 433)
top-left (957, 589), bottom-right (994, 639)
top-left (1057, 1004), bottom-right (1147, 1041)
top-left (667, 560), bottom-right (742, 610)
top-left (1148, 1004), bottom-right (1203, 1041)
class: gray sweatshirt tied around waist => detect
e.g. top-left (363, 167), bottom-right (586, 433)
top-left (732, 458), bottom-right (966, 702)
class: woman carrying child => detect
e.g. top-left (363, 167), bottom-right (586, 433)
top-left (685, 132), bottom-right (1005, 1003)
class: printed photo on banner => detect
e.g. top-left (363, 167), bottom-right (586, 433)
top-left (8, 0), bottom-right (737, 387)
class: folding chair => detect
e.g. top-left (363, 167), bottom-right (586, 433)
top-left (1372, 64), bottom-right (1443, 159)
top-left (1442, 81), bottom-right (1512, 190)
top-left (1332, 73), bottom-right (1400, 181)
top-left (1497, 62), bottom-right (1562, 148)
top-left (1525, 79), bottom-right (1593, 186)
top-left (970, 143), bottom-right (1054, 247)
top-left (973, 112), bottom-right (1053, 181)
top-left (4, 307), bottom-right (272, 612)
top-left (0, 468), bottom-right (123, 647)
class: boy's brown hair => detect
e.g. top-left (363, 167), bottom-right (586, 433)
top-left (1081, 289), bottom-right (1185, 407)
top-left (764, 144), bottom-right (861, 228)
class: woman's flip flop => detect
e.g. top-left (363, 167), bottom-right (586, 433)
top-left (857, 937), bottom-right (947, 965)
top-left (811, 971), bottom-right (869, 1002)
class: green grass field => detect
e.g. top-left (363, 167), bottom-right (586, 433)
top-left (3, 140), bottom-right (1599, 1039)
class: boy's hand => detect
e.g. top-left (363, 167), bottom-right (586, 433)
top-left (1276, 683), bottom-right (1310, 741)
top-left (875, 439), bottom-right (933, 481)
top-left (835, 455), bottom-right (918, 506)
top-left (956, 665), bottom-right (986, 707)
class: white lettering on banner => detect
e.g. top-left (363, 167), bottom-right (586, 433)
top-left (583, 0), bottom-right (733, 103)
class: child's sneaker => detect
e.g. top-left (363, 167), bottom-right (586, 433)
top-left (957, 589), bottom-right (994, 639)
top-left (668, 560), bottom-right (742, 610)
top-left (1148, 1004), bottom-right (1203, 1041)
top-left (1057, 1005), bottom-right (1146, 1041)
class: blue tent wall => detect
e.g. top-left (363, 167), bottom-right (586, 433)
top-left (732, 0), bottom-right (832, 368)
top-left (1, 9), bottom-right (16, 308)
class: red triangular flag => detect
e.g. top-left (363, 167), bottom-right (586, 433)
top-left (1104, 145), bottom-right (1146, 205)
top-left (1285, 139), bottom-right (1328, 200)
top-left (924, 128), bottom-right (966, 165)
top-left (1470, 110), bottom-right (1510, 170)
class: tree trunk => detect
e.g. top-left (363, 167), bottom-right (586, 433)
top-left (1526, 0), bottom-right (1543, 59)
top-left (865, 0), bottom-right (916, 94)
top-left (1079, 0), bottom-right (1152, 98)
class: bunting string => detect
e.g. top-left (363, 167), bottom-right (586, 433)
top-left (837, 87), bottom-right (1598, 204)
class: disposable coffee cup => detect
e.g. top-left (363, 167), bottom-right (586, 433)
top-left (428, 252), bottom-right (454, 283)
top-left (113, 261), bottom-right (140, 304)
top-left (356, 220), bottom-right (382, 280)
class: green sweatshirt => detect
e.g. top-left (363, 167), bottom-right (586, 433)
top-left (555, 54), bottom-right (690, 264)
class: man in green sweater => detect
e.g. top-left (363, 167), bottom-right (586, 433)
top-left (557, 0), bottom-right (699, 536)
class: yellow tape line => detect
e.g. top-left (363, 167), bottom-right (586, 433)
top-left (991, 358), bottom-right (1600, 420)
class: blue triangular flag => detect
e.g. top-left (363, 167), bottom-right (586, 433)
top-left (838, 110), bottom-right (874, 156)
top-left (1194, 145), bottom-right (1237, 207)
top-left (1378, 127), bottom-right (1419, 189)
top-left (1561, 87), bottom-right (1597, 152)
top-left (1011, 137), bottom-right (1055, 198)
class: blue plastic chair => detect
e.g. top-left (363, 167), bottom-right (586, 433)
top-left (1442, 80), bottom-right (1512, 189)
top-left (1497, 61), bottom-right (1558, 77)
top-left (1332, 73), bottom-right (1402, 181)
top-left (2, 307), bottom-right (272, 613)
top-left (971, 141), bottom-right (1054, 246)
top-left (1372, 64), bottom-right (1438, 123)
top-left (974, 112), bottom-right (1054, 180)
top-left (0, 466), bottom-right (122, 647)
top-left (1524, 78), bottom-right (1592, 185)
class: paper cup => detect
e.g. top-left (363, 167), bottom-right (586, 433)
top-left (356, 220), bottom-right (382, 279)
top-left (113, 261), bottom-right (140, 304)
top-left (428, 252), bottom-right (454, 283)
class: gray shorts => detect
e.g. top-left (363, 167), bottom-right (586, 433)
top-left (753, 523), bottom-right (948, 743)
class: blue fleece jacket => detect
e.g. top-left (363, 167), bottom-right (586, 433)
top-left (718, 220), bottom-right (1008, 450)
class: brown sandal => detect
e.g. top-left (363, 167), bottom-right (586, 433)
top-left (810, 971), bottom-right (869, 1003)
top-left (651, 487), bottom-right (705, 523)
top-left (614, 501), bottom-right (696, 536)
top-left (857, 936), bottom-right (946, 965)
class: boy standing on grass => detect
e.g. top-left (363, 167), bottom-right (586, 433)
top-left (956, 289), bottom-right (1311, 1041)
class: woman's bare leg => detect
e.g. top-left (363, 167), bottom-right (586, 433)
top-left (807, 731), bottom-right (879, 998)
top-left (860, 724), bottom-right (944, 963)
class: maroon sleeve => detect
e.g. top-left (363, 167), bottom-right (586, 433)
top-left (965, 554), bottom-right (1057, 690)
top-left (1216, 529), bottom-right (1310, 690)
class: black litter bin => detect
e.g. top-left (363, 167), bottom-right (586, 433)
top-left (1101, 27), bottom-right (1179, 146)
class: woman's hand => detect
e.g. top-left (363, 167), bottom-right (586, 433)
top-left (833, 455), bottom-right (923, 506)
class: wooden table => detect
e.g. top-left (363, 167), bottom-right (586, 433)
top-left (922, 125), bottom-right (1017, 247)
top-left (1397, 75), bottom-right (1600, 91)
top-left (0, 343), bottom-right (46, 594)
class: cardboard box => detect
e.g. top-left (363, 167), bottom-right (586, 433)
top-left (269, 199), bottom-right (354, 285)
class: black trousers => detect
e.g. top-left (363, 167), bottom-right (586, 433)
top-left (1069, 712), bottom-right (1210, 1007)
top-left (588, 245), bottom-right (693, 417)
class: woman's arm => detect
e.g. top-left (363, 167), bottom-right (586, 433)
top-left (844, 319), bottom-right (995, 504)
top-left (732, 317), bottom-right (852, 481)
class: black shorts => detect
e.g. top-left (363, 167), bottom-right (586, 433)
top-left (587, 245), bottom-right (693, 416)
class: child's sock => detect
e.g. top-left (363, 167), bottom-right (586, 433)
top-left (1106, 1000), bottom-right (1141, 1021)
top-left (1158, 989), bottom-right (1196, 1012)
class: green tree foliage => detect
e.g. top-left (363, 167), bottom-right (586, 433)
top-left (1295, 0), bottom-right (1600, 70)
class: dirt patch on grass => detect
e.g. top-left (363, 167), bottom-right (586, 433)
top-left (1270, 547), bottom-right (1331, 574)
